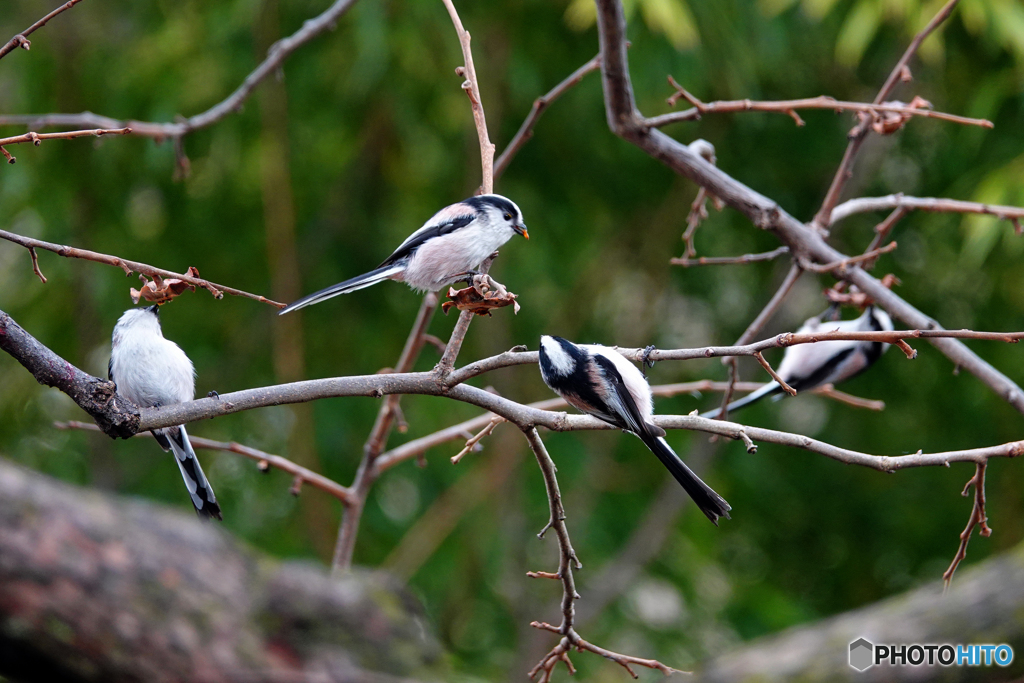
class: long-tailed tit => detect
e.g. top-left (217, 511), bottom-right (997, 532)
top-left (702, 305), bottom-right (893, 419)
top-left (280, 194), bottom-right (528, 314)
top-left (539, 336), bottom-right (731, 525)
top-left (109, 306), bottom-right (221, 519)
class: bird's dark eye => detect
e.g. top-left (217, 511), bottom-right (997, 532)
top-left (503, 213), bottom-right (512, 221)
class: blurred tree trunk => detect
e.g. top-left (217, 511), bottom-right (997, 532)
top-left (254, 0), bottom-right (336, 560)
top-left (0, 458), bottom-right (442, 683)
top-left (696, 543), bottom-right (1024, 682)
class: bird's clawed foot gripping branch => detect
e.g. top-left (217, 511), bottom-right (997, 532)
top-left (2, 0), bottom-right (1024, 679)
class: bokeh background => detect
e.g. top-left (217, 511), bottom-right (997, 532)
top-left (1, 0), bottom-right (1023, 679)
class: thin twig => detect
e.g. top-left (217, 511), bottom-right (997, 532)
top-left (494, 53), bottom-right (601, 180)
top-left (0, 0), bottom-right (361, 164)
top-left (672, 246), bottom-right (790, 267)
top-left (801, 240), bottom-right (897, 273)
top-left (28, 247), bottom-right (46, 283)
top-left (943, 461), bottom-right (992, 588)
top-left (0, 127), bottom-right (131, 147)
top-left (440, 0), bottom-right (495, 193)
top-left (813, 0), bottom-right (962, 228)
top-left (332, 292), bottom-right (439, 574)
top-left (450, 417), bottom-right (502, 464)
top-left (55, 420), bottom-right (354, 503)
top-left (0, 228), bottom-right (283, 307)
top-left (754, 351), bottom-right (797, 396)
top-left (0, 128), bottom-right (131, 164)
top-left (0, 0), bottom-right (86, 61)
top-left (830, 193), bottom-right (1024, 226)
top-left (651, 80), bottom-right (988, 130)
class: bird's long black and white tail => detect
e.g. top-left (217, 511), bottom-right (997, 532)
top-left (279, 265), bottom-right (404, 315)
top-left (700, 381), bottom-right (782, 420)
top-left (637, 429), bottom-right (731, 525)
top-left (161, 425), bottom-right (222, 520)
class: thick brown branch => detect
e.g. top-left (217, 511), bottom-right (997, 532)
top-left (494, 53), bottom-right (602, 180)
top-left (0, 228), bottom-right (283, 307)
top-left (650, 87), bottom-right (990, 130)
top-left (56, 421), bottom-right (354, 504)
top-left (0, 309), bottom-right (139, 438)
top-left (0, 0), bottom-right (85, 61)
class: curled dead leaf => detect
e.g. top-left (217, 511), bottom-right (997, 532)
top-left (442, 282), bottom-right (520, 317)
top-left (869, 96), bottom-right (932, 135)
top-left (130, 267), bottom-right (209, 305)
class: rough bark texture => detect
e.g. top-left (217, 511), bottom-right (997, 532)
top-left (0, 459), bottom-right (442, 683)
top-left (0, 310), bottom-right (139, 439)
top-left (696, 541), bottom-right (1024, 682)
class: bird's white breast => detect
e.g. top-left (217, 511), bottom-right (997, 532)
top-left (111, 334), bottom-right (194, 408)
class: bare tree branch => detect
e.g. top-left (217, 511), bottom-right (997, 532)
top-left (0, 309), bottom-right (139, 438)
top-left (494, 53), bottom-right (602, 180)
top-left (671, 246), bottom-right (790, 267)
top-left (651, 83), bottom-right (990, 130)
top-left (522, 428), bottom-right (681, 681)
top-left (441, 0), bottom-right (495, 194)
top-left (0, 0), bottom-right (361, 152)
top-left (799, 240), bottom-right (897, 273)
top-left (830, 193), bottom-right (1024, 229)
top-left (943, 461), bottom-right (992, 588)
top-left (0, 0), bottom-right (85, 61)
top-left (332, 293), bottom-right (439, 574)
top-left (0, 228), bottom-right (284, 307)
top-left (0, 127), bottom-right (131, 164)
top-left (812, 0), bottom-right (962, 228)
top-left (592, 0), bottom-right (1024, 416)
top-left (55, 420), bottom-right (355, 504)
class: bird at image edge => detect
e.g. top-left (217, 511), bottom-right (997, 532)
top-left (280, 194), bottom-right (528, 314)
top-left (538, 335), bottom-right (731, 525)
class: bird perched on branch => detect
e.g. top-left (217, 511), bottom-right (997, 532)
top-left (279, 194), bottom-right (529, 314)
top-left (538, 335), bottom-right (731, 525)
top-left (109, 306), bottom-right (221, 520)
top-left (702, 305), bottom-right (893, 419)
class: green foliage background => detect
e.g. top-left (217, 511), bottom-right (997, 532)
top-left (1, 0), bottom-right (1022, 678)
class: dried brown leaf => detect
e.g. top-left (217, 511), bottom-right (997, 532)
top-left (129, 266), bottom-right (203, 305)
top-left (442, 284), bottom-right (520, 317)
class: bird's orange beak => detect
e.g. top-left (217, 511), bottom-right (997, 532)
top-left (515, 224), bottom-right (529, 240)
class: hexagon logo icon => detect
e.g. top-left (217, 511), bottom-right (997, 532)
top-left (849, 638), bottom-right (874, 671)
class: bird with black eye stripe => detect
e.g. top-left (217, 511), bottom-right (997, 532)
top-left (538, 335), bottom-right (732, 525)
top-left (701, 305), bottom-right (893, 419)
top-left (280, 194), bottom-right (529, 314)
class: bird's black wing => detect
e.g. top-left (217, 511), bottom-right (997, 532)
top-left (108, 357), bottom-right (114, 381)
top-left (378, 214), bottom-right (476, 268)
top-left (590, 353), bottom-right (657, 436)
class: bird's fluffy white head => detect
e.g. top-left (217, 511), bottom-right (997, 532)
top-left (113, 307), bottom-right (163, 341)
top-left (540, 335), bottom-right (576, 376)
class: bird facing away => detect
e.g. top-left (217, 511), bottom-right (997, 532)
top-left (109, 306), bottom-right (221, 520)
top-left (702, 305), bottom-right (893, 419)
top-left (538, 335), bottom-right (731, 525)
top-left (279, 194), bottom-right (529, 314)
